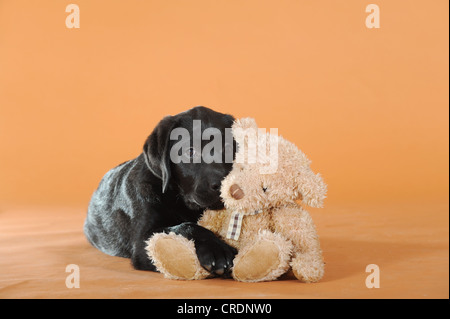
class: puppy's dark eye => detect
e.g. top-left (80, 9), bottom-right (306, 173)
top-left (185, 147), bottom-right (196, 158)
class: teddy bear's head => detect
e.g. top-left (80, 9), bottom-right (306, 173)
top-left (220, 118), bottom-right (327, 215)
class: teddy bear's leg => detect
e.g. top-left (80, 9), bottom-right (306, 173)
top-left (145, 232), bottom-right (210, 280)
top-left (272, 206), bottom-right (325, 283)
top-left (232, 230), bottom-right (293, 282)
top-left (290, 250), bottom-right (325, 283)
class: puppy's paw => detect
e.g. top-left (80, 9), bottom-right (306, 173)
top-left (195, 235), bottom-right (237, 277)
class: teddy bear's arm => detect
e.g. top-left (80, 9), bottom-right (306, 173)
top-left (272, 206), bottom-right (321, 251)
top-left (272, 205), bottom-right (325, 282)
top-left (198, 209), bottom-right (227, 235)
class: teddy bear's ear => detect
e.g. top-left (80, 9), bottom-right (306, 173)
top-left (232, 117), bottom-right (258, 133)
top-left (296, 167), bottom-right (327, 208)
top-left (231, 118), bottom-right (259, 163)
top-left (278, 137), bottom-right (327, 207)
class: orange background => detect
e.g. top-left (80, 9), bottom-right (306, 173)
top-left (0, 0), bottom-right (448, 206)
top-left (0, 1), bottom-right (448, 299)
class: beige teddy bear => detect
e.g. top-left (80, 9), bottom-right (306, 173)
top-left (146, 118), bottom-right (327, 282)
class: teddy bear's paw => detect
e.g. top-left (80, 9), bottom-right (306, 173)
top-left (145, 232), bottom-right (209, 280)
top-left (232, 231), bottom-right (293, 282)
top-left (291, 253), bottom-right (325, 283)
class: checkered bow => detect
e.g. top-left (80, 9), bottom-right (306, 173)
top-left (226, 210), bottom-right (262, 241)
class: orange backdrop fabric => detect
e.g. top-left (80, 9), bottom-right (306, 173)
top-left (0, 0), bottom-right (448, 206)
top-left (0, 203), bottom-right (448, 299)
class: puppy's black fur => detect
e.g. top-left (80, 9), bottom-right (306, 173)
top-left (84, 106), bottom-right (237, 275)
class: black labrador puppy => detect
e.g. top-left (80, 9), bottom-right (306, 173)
top-left (84, 106), bottom-right (237, 276)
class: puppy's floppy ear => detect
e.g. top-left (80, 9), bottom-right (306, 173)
top-left (143, 115), bottom-right (177, 193)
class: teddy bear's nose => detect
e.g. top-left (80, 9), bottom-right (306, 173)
top-left (230, 184), bottom-right (244, 200)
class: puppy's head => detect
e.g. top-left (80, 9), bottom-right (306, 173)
top-left (144, 106), bottom-right (235, 210)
